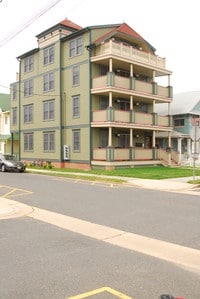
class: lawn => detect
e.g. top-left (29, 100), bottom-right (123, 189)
top-left (89, 166), bottom-right (200, 180)
top-left (28, 165), bottom-right (200, 181)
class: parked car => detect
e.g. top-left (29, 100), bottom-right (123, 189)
top-left (0, 154), bottom-right (26, 173)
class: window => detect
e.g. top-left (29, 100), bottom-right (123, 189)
top-left (12, 84), bottom-right (17, 100)
top-left (24, 79), bottom-right (33, 96)
top-left (43, 100), bottom-right (55, 120)
top-left (44, 46), bottom-right (54, 65)
top-left (118, 134), bottom-right (129, 148)
top-left (43, 132), bottom-right (55, 152)
top-left (12, 108), bottom-right (17, 125)
top-left (100, 129), bottom-right (108, 148)
top-left (99, 65), bottom-right (109, 76)
top-left (5, 116), bottom-right (8, 125)
top-left (99, 96), bottom-right (108, 110)
top-left (24, 133), bottom-right (33, 151)
top-left (73, 130), bottom-right (80, 151)
top-left (43, 72), bottom-right (54, 92)
top-left (24, 104), bottom-right (33, 123)
top-left (72, 95), bottom-right (80, 117)
top-left (141, 103), bottom-right (148, 113)
top-left (174, 118), bottom-right (184, 126)
top-left (69, 37), bottom-right (83, 57)
top-left (72, 66), bottom-right (79, 86)
top-left (119, 101), bottom-right (130, 111)
top-left (24, 56), bottom-right (34, 72)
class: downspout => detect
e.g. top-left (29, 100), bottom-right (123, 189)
top-left (59, 35), bottom-right (63, 164)
top-left (87, 28), bottom-right (92, 167)
top-left (17, 58), bottom-right (21, 160)
top-left (11, 133), bottom-right (13, 155)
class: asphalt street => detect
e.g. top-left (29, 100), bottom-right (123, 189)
top-left (0, 171), bottom-right (200, 299)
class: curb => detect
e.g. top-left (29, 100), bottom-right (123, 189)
top-left (0, 198), bottom-right (33, 219)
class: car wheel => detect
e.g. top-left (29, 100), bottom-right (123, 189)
top-left (1, 164), bottom-right (6, 172)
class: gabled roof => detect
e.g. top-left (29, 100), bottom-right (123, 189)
top-left (92, 22), bottom-right (156, 53)
top-left (155, 90), bottom-right (200, 116)
top-left (17, 48), bottom-right (39, 60)
top-left (0, 93), bottom-right (10, 111)
top-left (59, 19), bottom-right (82, 30)
top-left (36, 18), bottom-right (82, 38)
top-left (156, 130), bottom-right (190, 139)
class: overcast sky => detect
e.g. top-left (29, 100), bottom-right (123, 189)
top-left (0, 0), bottom-right (200, 95)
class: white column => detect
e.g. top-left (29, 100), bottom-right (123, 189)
top-left (109, 91), bottom-right (112, 107)
top-left (130, 95), bottom-right (133, 110)
top-left (178, 138), bottom-right (182, 154)
top-left (109, 58), bottom-right (113, 72)
top-left (108, 127), bottom-right (112, 146)
top-left (130, 64), bottom-right (133, 77)
top-left (130, 128), bottom-right (133, 147)
top-left (152, 130), bottom-right (156, 147)
top-left (187, 138), bottom-right (191, 158)
top-left (168, 131), bottom-right (172, 147)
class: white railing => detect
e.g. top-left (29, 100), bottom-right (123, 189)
top-left (94, 40), bottom-right (166, 69)
top-left (92, 110), bottom-right (169, 128)
top-left (92, 75), bottom-right (169, 99)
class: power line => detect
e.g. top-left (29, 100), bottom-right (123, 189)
top-left (0, 0), bottom-right (62, 47)
top-left (0, 84), bottom-right (62, 97)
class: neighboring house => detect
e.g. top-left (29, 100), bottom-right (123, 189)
top-left (0, 93), bottom-right (11, 154)
top-left (10, 19), bottom-right (174, 169)
top-left (155, 90), bottom-right (200, 164)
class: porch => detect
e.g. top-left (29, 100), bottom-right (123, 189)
top-left (91, 147), bottom-right (178, 169)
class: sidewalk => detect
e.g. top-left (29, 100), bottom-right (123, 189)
top-left (126, 177), bottom-right (199, 191)
top-left (26, 168), bottom-right (200, 192)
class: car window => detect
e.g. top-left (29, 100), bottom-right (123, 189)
top-left (4, 155), bottom-right (17, 160)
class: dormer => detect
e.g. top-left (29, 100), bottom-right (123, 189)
top-left (36, 18), bottom-right (82, 48)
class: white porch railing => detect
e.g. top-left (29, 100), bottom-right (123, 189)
top-left (94, 40), bottom-right (166, 69)
top-left (92, 148), bottom-right (153, 161)
top-left (92, 75), bottom-right (169, 98)
top-left (92, 110), bottom-right (170, 128)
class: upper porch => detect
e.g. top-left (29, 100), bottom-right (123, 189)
top-left (91, 39), bottom-right (171, 76)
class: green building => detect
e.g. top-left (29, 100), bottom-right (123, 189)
top-left (10, 19), bottom-right (174, 169)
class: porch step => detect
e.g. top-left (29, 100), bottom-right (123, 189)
top-left (162, 159), bottom-right (180, 167)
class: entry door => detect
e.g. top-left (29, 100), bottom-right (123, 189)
top-left (144, 134), bottom-right (152, 148)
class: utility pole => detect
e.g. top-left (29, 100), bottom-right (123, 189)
top-left (192, 116), bottom-right (200, 180)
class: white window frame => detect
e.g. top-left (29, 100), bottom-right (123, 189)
top-left (24, 56), bottom-right (34, 72)
top-left (72, 66), bottom-right (80, 86)
top-left (12, 107), bottom-right (17, 126)
top-left (24, 133), bottom-right (33, 151)
top-left (44, 45), bottom-right (54, 65)
top-left (73, 129), bottom-right (80, 152)
top-left (72, 95), bottom-right (80, 118)
top-left (43, 72), bottom-right (54, 92)
top-left (43, 100), bottom-right (55, 121)
top-left (69, 37), bottom-right (83, 58)
top-left (24, 79), bottom-right (33, 96)
top-left (12, 84), bottom-right (17, 100)
top-left (43, 131), bottom-right (55, 152)
top-left (24, 104), bottom-right (33, 124)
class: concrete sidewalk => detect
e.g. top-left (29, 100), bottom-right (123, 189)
top-left (26, 168), bottom-right (200, 192)
top-left (126, 177), bottom-right (198, 191)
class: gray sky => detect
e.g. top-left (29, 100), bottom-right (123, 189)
top-left (0, 0), bottom-right (200, 95)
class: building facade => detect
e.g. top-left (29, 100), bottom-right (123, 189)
top-left (10, 19), bottom-right (173, 169)
top-left (0, 93), bottom-right (15, 154)
top-left (156, 91), bottom-right (200, 164)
